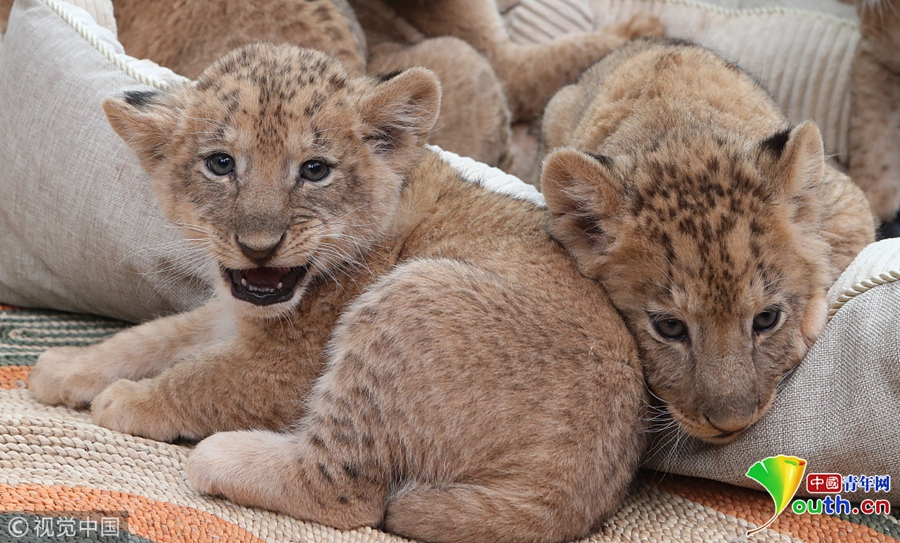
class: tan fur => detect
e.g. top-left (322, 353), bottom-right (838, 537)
top-left (28, 44), bottom-right (647, 543)
top-left (354, 0), bottom-right (664, 121)
top-left (367, 36), bottom-right (512, 167)
top-left (540, 39), bottom-right (874, 443)
top-left (848, 0), bottom-right (900, 224)
top-left (115, 0), bottom-right (368, 78)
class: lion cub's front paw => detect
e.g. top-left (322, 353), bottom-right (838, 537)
top-left (187, 431), bottom-right (253, 497)
top-left (608, 13), bottom-right (665, 40)
top-left (29, 347), bottom-right (110, 408)
top-left (92, 379), bottom-right (177, 442)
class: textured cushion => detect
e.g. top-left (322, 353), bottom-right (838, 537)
top-left (0, 0), bottom-right (203, 322)
top-left (506, 0), bottom-right (860, 164)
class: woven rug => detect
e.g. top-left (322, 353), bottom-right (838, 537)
top-left (0, 306), bottom-right (897, 542)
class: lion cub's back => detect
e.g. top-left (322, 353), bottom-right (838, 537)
top-left (345, 153), bottom-right (650, 528)
top-left (396, 152), bottom-right (641, 374)
top-left (542, 38), bottom-right (784, 154)
top-left (115, 0), bottom-right (367, 79)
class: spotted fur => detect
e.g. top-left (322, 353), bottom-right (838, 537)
top-left (541, 39), bottom-right (875, 443)
top-left (29, 44), bottom-right (648, 543)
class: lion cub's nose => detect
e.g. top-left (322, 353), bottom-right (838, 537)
top-left (237, 233), bottom-right (285, 263)
top-left (703, 397), bottom-right (757, 435)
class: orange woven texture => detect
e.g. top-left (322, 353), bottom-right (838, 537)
top-left (0, 366), bottom-right (29, 389)
top-left (0, 484), bottom-right (264, 543)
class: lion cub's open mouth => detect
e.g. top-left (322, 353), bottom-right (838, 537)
top-left (222, 266), bottom-right (309, 306)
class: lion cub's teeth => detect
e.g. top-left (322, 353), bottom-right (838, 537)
top-left (277, 282), bottom-right (283, 289)
top-left (241, 278), bottom-right (248, 287)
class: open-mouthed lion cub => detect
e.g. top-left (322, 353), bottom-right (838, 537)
top-left (540, 38), bottom-right (875, 443)
top-left (28, 43), bottom-right (646, 543)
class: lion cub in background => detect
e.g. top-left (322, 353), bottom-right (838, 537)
top-left (847, 0), bottom-right (900, 227)
top-left (29, 43), bottom-right (646, 543)
top-left (540, 38), bottom-right (874, 443)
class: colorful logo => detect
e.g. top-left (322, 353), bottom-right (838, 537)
top-left (745, 455), bottom-right (807, 536)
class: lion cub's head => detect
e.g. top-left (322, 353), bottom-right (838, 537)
top-left (104, 43), bottom-right (440, 317)
top-left (542, 123), bottom-right (831, 443)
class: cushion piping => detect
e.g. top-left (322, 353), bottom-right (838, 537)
top-left (40, 0), bottom-right (171, 89)
top-left (828, 269), bottom-right (900, 318)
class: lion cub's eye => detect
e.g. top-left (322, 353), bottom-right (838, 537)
top-left (753, 309), bottom-right (781, 333)
top-left (300, 160), bottom-right (330, 182)
top-left (652, 316), bottom-right (688, 341)
top-left (205, 153), bottom-right (235, 176)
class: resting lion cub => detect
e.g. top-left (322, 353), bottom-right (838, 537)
top-left (28, 44), bottom-right (646, 543)
top-left (540, 39), bottom-right (875, 443)
top-left (848, 0), bottom-right (900, 227)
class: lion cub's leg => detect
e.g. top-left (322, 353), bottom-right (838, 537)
top-left (383, 480), bottom-right (582, 543)
top-left (88, 333), bottom-right (320, 441)
top-left (849, 0), bottom-right (900, 227)
top-left (488, 14), bottom-right (665, 121)
top-left (389, 0), bottom-right (664, 120)
top-left (28, 298), bottom-right (232, 409)
top-left (369, 37), bottom-right (511, 167)
top-left (187, 428), bottom-right (388, 530)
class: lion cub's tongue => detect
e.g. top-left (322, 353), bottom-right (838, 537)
top-left (243, 267), bottom-right (290, 289)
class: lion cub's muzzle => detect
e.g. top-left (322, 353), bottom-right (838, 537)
top-left (222, 266), bottom-right (309, 306)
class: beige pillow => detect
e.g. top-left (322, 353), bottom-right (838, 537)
top-left (0, 0), bottom-right (205, 322)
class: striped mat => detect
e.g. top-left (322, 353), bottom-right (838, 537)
top-left (0, 305), bottom-right (897, 542)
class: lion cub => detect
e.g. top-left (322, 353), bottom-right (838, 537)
top-left (29, 43), bottom-right (646, 543)
top-left (540, 39), bottom-right (875, 443)
top-left (848, 0), bottom-right (900, 228)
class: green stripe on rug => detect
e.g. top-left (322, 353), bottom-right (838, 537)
top-left (0, 309), bottom-right (127, 367)
top-left (834, 511), bottom-right (900, 540)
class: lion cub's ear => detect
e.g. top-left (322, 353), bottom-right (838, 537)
top-left (357, 68), bottom-right (442, 170)
top-left (541, 148), bottom-right (627, 277)
top-left (758, 121), bottom-right (826, 200)
top-left (102, 87), bottom-right (186, 172)
top-left (757, 121), bottom-right (827, 229)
